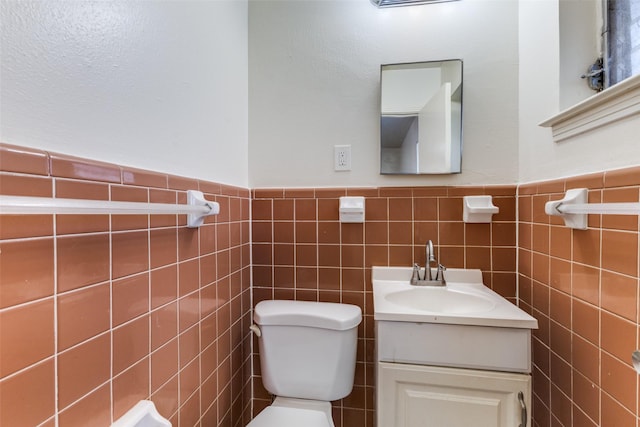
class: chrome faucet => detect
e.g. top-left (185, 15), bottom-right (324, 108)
top-left (410, 240), bottom-right (446, 286)
top-left (425, 240), bottom-right (436, 281)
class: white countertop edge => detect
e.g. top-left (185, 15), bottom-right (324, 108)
top-left (373, 311), bottom-right (538, 329)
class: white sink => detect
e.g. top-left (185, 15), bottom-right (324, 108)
top-left (384, 287), bottom-right (496, 314)
top-left (373, 266), bottom-right (537, 328)
top-left (373, 266), bottom-right (538, 373)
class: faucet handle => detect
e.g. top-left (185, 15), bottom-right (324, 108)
top-left (435, 264), bottom-right (447, 283)
top-left (411, 263), bottom-right (422, 285)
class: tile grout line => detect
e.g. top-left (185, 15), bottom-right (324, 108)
top-left (52, 177), bottom-right (60, 427)
top-left (108, 183), bottom-right (114, 425)
top-left (147, 185), bottom-right (152, 407)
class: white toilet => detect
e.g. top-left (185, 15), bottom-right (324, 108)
top-left (247, 300), bottom-right (362, 427)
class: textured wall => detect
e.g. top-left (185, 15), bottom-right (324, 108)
top-left (249, 0), bottom-right (520, 188)
top-left (0, 1), bottom-right (248, 187)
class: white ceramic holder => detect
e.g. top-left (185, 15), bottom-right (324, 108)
top-left (463, 195), bottom-right (499, 223)
top-left (186, 190), bottom-right (220, 228)
top-left (339, 196), bottom-right (365, 223)
top-left (544, 188), bottom-right (588, 230)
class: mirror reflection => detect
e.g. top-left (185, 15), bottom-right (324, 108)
top-left (380, 60), bottom-right (463, 174)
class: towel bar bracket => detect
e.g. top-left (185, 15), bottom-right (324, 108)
top-left (544, 188), bottom-right (588, 230)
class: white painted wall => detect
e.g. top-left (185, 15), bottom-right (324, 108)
top-left (518, 0), bottom-right (560, 185)
top-left (4, 0), bottom-right (634, 189)
top-left (0, 0), bottom-right (249, 187)
top-left (248, 0), bottom-right (520, 188)
top-left (518, 0), bottom-right (640, 184)
top-left (559, 0), bottom-right (601, 110)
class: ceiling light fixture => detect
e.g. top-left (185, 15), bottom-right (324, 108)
top-left (371, 0), bottom-right (459, 8)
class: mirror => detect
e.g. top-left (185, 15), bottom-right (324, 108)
top-left (380, 60), bottom-right (463, 174)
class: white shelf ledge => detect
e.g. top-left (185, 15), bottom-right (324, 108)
top-left (539, 74), bottom-right (640, 142)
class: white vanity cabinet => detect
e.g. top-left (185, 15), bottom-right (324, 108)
top-left (377, 362), bottom-right (530, 427)
top-left (372, 267), bottom-right (538, 427)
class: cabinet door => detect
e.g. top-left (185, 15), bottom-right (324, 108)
top-left (378, 362), bottom-right (531, 427)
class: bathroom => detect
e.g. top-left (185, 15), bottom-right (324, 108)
top-left (0, 0), bottom-right (639, 426)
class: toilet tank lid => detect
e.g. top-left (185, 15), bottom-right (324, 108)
top-left (254, 300), bottom-right (362, 331)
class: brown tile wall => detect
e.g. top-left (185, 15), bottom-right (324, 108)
top-left (12, 141), bottom-right (639, 427)
top-left (251, 185), bottom-right (518, 427)
top-left (519, 168), bottom-right (640, 427)
top-left (0, 143), bottom-right (252, 427)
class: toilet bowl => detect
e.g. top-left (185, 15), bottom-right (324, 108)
top-left (247, 300), bottom-right (362, 427)
top-left (246, 397), bottom-right (333, 427)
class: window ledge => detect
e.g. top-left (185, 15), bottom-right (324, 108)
top-left (539, 73), bottom-right (640, 142)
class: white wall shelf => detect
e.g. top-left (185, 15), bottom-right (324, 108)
top-left (539, 74), bottom-right (640, 142)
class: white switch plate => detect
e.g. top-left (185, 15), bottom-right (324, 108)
top-left (334, 145), bottom-right (351, 171)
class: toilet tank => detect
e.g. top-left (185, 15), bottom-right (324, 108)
top-left (254, 300), bottom-right (362, 401)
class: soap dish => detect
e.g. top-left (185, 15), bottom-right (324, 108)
top-left (463, 196), bottom-right (499, 223)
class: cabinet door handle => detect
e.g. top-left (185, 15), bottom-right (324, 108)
top-left (518, 391), bottom-right (527, 427)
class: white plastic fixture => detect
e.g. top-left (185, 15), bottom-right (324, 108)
top-left (544, 188), bottom-right (588, 230)
top-left (545, 187), bottom-right (640, 230)
top-left (111, 400), bottom-right (170, 427)
top-left (186, 190), bottom-right (220, 228)
top-left (371, 0), bottom-right (459, 8)
top-left (339, 196), bottom-right (365, 223)
top-left (334, 145), bottom-right (352, 171)
top-left (0, 189), bottom-right (219, 228)
top-left (462, 196), bottom-right (499, 223)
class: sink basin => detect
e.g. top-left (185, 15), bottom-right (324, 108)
top-left (384, 287), bottom-right (496, 314)
top-left (373, 266), bottom-right (537, 328)
top-left (373, 266), bottom-right (538, 373)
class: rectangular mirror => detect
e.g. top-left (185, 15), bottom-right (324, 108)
top-left (380, 60), bottom-right (463, 174)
